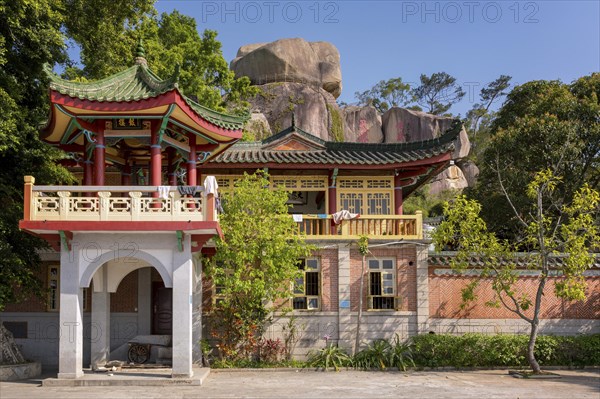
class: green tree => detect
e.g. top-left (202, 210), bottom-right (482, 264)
top-left (206, 172), bottom-right (313, 360)
top-left (354, 78), bottom-right (412, 113)
top-left (472, 75), bottom-right (600, 242)
top-left (0, 0), bottom-right (73, 310)
top-left (65, 6), bottom-right (257, 113)
top-left (465, 75), bottom-right (512, 136)
top-left (433, 170), bottom-right (599, 373)
top-left (412, 72), bottom-right (465, 115)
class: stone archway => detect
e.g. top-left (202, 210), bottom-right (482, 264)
top-left (57, 232), bottom-right (195, 379)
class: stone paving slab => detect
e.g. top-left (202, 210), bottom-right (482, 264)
top-left (0, 369), bottom-right (598, 399)
top-left (41, 367), bottom-right (209, 387)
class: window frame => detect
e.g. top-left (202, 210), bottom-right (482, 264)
top-left (292, 257), bottom-right (321, 311)
top-left (47, 265), bottom-right (89, 311)
top-left (367, 258), bottom-right (399, 311)
top-left (337, 177), bottom-right (394, 215)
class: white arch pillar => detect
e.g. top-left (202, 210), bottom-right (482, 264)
top-left (172, 234), bottom-right (193, 378)
top-left (58, 248), bottom-right (84, 379)
top-left (91, 264), bottom-right (110, 370)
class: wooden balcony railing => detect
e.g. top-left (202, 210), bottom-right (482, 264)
top-left (23, 176), bottom-right (217, 223)
top-left (296, 212), bottom-right (423, 240)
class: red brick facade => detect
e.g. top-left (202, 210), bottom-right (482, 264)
top-left (429, 268), bottom-right (600, 319)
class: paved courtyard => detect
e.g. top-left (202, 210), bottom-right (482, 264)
top-left (1, 369), bottom-right (598, 399)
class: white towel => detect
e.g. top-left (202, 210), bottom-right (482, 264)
top-left (157, 186), bottom-right (170, 200)
top-left (292, 214), bottom-right (303, 223)
top-left (204, 176), bottom-right (218, 195)
top-left (332, 210), bottom-right (360, 225)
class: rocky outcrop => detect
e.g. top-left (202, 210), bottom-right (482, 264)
top-left (244, 112), bottom-right (272, 141)
top-left (428, 164), bottom-right (469, 195)
top-left (231, 38), bottom-right (342, 98)
top-left (247, 82), bottom-right (345, 141)
top-left (382, 107), bottom-right (470, 159)
top-left (458, 160), bottom-right (479, 187)
top-left (0, 324), bottom-right (25, 365)
top-left (231, 38), bottom-right (477, 193)
top-left (342, 105), bottom-right (383, 143)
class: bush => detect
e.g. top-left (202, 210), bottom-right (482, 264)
top-left (306, 344), bottom-right (352, 371)
top-left (354, 335), bottom-right (415, 371)
top-left (411, 333), bottom-right (600, 368)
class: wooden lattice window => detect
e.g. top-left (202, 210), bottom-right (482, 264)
top-left (337, 177), bottom-right (393, 215)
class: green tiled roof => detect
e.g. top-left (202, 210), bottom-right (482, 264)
top-left (44, 63), bottom-right (248, 130)
top-left (428, 251), bottom-right (600, 269)
top-left (45, 63), bottom-right (179, 102)
top-left (210, 119), bottom-right (462, 165)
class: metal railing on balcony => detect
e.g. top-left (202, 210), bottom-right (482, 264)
top-left (23, 176), bottom-right (217, 223)
top-left (296, 213), bottom-right (423, 240)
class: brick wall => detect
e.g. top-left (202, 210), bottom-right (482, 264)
top-left (349, 246), bottom-right (417, 312)
top-left (3, 263), bottom-right (91, 313)
top-left (429, 267), bottom-right (600, 319)
top-left (316, 249), bottom-right (338, 312)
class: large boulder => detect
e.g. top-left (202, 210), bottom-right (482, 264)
top-left (247, 82), bottom-right (345, 141)
top-left (428, 165), bottom-right (469, 195)
top-left (342, 105), bottom-right (383, 143)
top-left (382, 107), bottom-right (470, 159)
top-left (458, 160), bottom-right (479, 187)
top-left (231, 38), bottom-right (343, 98)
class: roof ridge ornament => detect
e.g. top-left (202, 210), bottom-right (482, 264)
top-left (135, 38), bottom-right (147, 66)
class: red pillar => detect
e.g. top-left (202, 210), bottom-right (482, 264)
top-left (167, 147), bottom-right (177, 186)
top-left (187, 135), bottom-right (197, 186)
top-left (328, 170), bottom-right (337, 233)
top-left (83, 136), bottom-right (93, 186)
top-left (150, 129), bottom-right (162, 187)
top-left (394, 174), bottom-right (403, 215)
top-left (94, 129), bottom-right (105, 186)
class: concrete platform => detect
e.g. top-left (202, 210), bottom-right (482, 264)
top-left (42, 366), bottom-right (209, 387)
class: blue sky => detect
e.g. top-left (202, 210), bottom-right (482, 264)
top-left (156, 0), bottom-right (599, 116)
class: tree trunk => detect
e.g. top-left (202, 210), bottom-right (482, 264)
top-left (527, 320), bottom-right (541, 373)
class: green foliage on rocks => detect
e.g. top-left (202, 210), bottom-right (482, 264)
top-left (327, 104), bottom-right (344, 142)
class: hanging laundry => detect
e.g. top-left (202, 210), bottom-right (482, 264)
top-left (178, 186), bottom-right (200, 196)
top-left (204, 176), bottom-right (218, 195)
top-left (157, 186), bottom-right (170, 200)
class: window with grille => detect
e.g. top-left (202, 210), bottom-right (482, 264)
top-left (47, 265), bottom-right (60, 311)
top-left (368, 259), bottom-right (396, 310)
top-left (337, 177), bottom-right (393, 215)
top-left (46, 265), bottom-right (88, 311)
top-left (293, 258), bottom-right (320, 310)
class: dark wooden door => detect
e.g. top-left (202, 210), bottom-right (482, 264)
top-left (152, 283), bottom-right (172, 335)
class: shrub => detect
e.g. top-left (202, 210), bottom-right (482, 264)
top-left (353, 335), bottom-right (415, 371)
top-left (306, 344), bottom-right (352, 371)
top-left (411, 333), bottom-right (600, 368)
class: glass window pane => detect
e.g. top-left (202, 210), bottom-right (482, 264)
top-left (293, 297), bottom-right (307, 310)
top-left (370, 272), bottom-right (382, 295)
top-left (368, 260), bottom-right (379, 269)
top-left (306, 259), bottom-right (318, 270)
top-left (306, 272), bottom-right (319, 295)
top-left (308, 298), bottom-right (319, 309)
top-left (382, 260), bottom-right (394, 269)
top-left (294, 277), bottom-right (304, 294)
